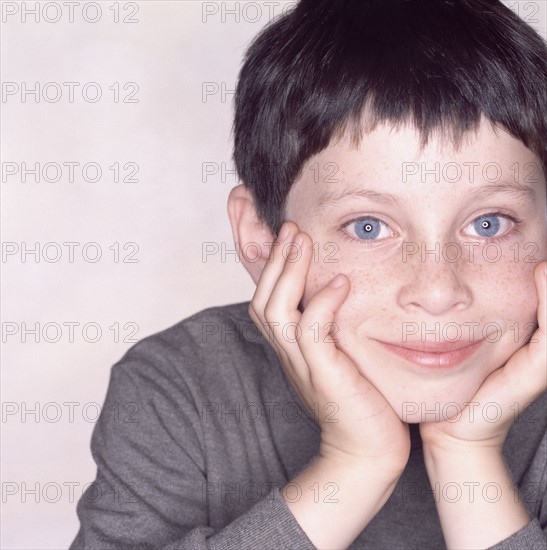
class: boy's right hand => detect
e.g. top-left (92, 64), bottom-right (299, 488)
top-left (249, 221), bottom-right (410, 476)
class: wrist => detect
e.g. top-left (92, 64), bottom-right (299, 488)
top-left (420, 442), bottom-right (530, 549)
top-left (420, 423), bottom-right (505, 460)
top-left (422, 438), bottom-right (505, 474)
top-left (318, 445), bottom-right (408, 484)
top-left (284, 454), bottom-right (403, 549)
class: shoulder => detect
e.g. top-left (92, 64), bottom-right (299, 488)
top-left (504, 391), bottom-right (547, 517)
top-left (505, 391), bottom-right (546, 462)
top-left (106, 301), bottom-right (277, 401)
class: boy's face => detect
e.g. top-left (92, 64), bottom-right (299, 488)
top-left (284, 120), bottom-right (546, 423)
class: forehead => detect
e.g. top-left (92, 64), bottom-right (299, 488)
top-left (286, 119), bottom-right (544, 214)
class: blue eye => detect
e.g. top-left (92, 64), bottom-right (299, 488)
top-left (464, 213), bottom-right (518, 240)
top-left (345, 217), bottom-right (390, 241)
top-left (473, 215), bottom-right (500, 237)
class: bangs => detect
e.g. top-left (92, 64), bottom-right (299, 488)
top-left (234, 0), bottom-right (547, 234)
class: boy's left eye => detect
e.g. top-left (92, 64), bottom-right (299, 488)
top-left (463, 213), bottom-right (515, 239)
top-left (343, 216), bottom-right (392, 241)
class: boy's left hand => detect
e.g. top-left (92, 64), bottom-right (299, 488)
top-left (419, 261), bottom-right (546, 451)
top-left (419, 261), bottom-right (546, 549)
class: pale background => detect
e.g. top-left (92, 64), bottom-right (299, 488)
top-left (0, 1), bottom-right (545, 548)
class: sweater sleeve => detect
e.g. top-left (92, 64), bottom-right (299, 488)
top-left (68, 356), bottom-right (315, 550)
top-left (488, 519), bottom-right (546, 550)
top-left (488, 435), bottom-right (547, 550)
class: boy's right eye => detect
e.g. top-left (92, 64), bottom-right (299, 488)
top-left (342, 216), bottom-right (392, 241)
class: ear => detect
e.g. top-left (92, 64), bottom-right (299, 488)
top-left (227, 184), bottom-right (276, 285)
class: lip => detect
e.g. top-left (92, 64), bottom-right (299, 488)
top-left (374, 339), bottom-right (485, 369)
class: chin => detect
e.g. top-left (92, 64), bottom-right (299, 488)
top-left (385, 385), bottom-right (488, 424)
top-left (339, 328), bottom-right (520, 425)
top-left (392, 399), bottom-right (470, 424)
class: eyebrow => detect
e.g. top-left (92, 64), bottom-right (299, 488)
top-left (466, 180), bottom-right (536, 203)
top-left (314, 179), bottom-right (537, 212)
top-left (315, 185), bottom-right (401, 212)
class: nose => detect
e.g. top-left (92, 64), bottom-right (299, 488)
top-left (397, 255), bottom-right (473, 316)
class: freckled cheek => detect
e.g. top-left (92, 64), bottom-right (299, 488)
top-left (301, 262), bottom-right (338, 308)
top-left (302, 259), bottom-right (391, 327)
top-left (301, 242), bottom-right (541, 326)
top-left (477, 257), bottom-right (540, 322)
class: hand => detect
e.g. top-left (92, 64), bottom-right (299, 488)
top-left (420, 261), bottom-right (547, 452)
top-left (249, 221), bottom-right (410, 473)
top-left (418, 262), bottom-right (545, 550)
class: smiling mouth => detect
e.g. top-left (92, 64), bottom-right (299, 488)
top-left (374, 339), bottom-right (485, 369)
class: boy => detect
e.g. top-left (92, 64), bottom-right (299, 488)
top-left (70, 0), bottom-right (546, 548)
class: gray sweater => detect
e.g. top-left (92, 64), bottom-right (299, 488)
top-left (70, 302), bottom-right (547, 549)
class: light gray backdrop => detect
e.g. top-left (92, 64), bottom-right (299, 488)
top-left (1, 1), bottom-right (545, 548)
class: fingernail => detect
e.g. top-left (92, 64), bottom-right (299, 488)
top-left (278, 223), bottom-right (290, 241)
top-left (329, 274), bottom-right (346, 288)
top-left (287, 238), bottom-right (302, 260)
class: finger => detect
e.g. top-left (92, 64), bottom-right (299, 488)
top-left (262, 233), bottom-right (316, 381)
top-left (533, 261), bottom-right (546, 339)
top-left (248, 223), bottom-right (314, 384)
top-left (515, 260), bottom-right (547, 386)
top-left (298, 274), bottom-right (359, 388)
top-left (249, 221), bottom-right (299, 320)
top-left (474, 261), bottom-right (547, 429)
top-left (523, 260), bottom-right (547, 391)
top-left (265, 232), bottom-right (313, 324)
